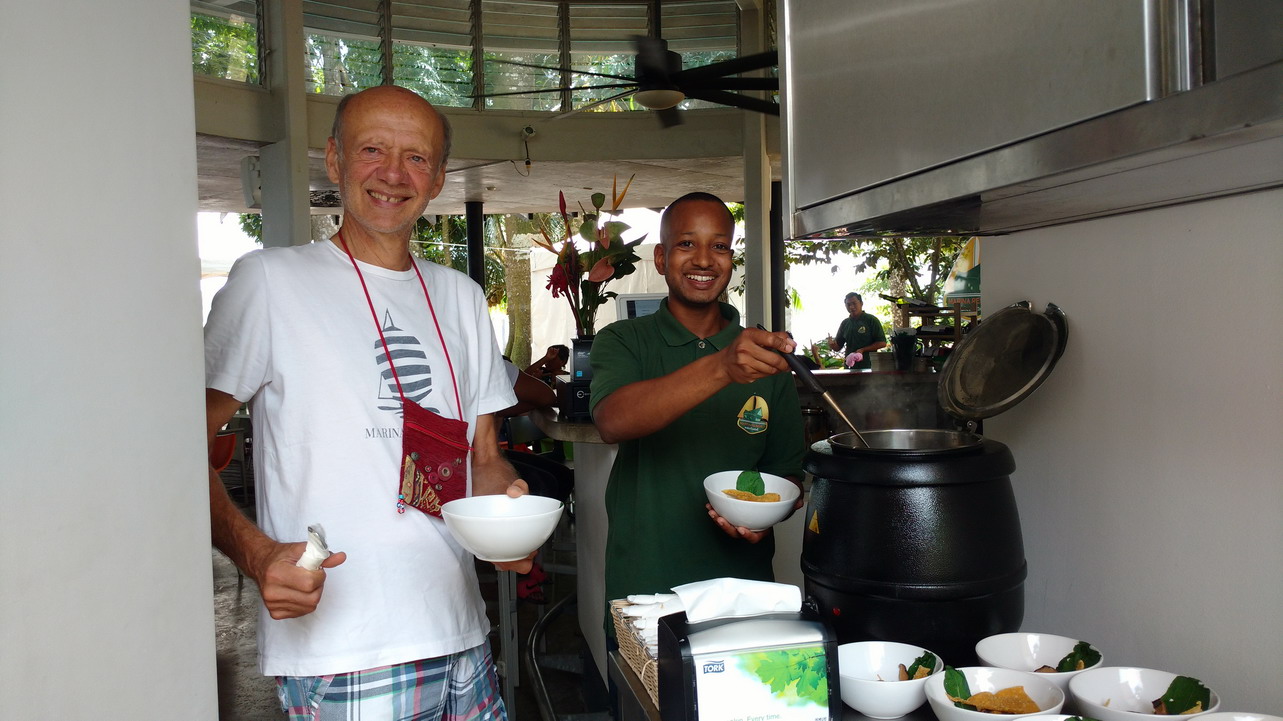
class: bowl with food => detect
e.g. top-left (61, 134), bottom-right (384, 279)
top-left (837, 640), bottom-right (944, 718)
top-left (441, 494), bottom-right (563, 562)
top-left (925, 666), bottom-right (1065, 721)
top-left (1068, 667), bottom-right (1220, 721)
top-left (975, 633), bottom-right (1103, 692)
top-left (702, 470), bottom-right (800, 532)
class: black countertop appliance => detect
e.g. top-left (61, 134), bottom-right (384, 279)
top-left (801, 301), bottom-right (1068, 666)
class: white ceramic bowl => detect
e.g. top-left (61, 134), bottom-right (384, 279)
top-left (1068, 666), bottom-right (1221, 721)
top-left (925, 666), bottom-right (1065, 721)
top-left (441, 494), bottom-right (563, 562)
top-left (837, 640), bottom-right (944, 718)
top-left (1197, 713), bottom-right (1283, 721)
top-left (702, 470), bottom-right (800, 532)
top-left (976, 632), bottom-right (1103, 692)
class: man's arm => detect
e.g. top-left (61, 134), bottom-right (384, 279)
top-left (496, 370), bottom-right (557, 417)
top-left (206, 389), bottom-right (345, 619)
top-left (593, 327), bottom-right (796, 444)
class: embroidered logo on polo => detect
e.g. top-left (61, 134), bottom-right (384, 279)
top-left (373, 309), bottom-right (440, 415)
top-left (736, 395), bottom-right (769, 434)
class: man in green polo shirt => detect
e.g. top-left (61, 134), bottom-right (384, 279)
top-left (828, 292), bottom-right (887, 369)
top-left (589, 192), bottom-right (807, 615)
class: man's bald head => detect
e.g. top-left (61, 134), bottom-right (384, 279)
top-left (330, 86), bottom-right (453, 167)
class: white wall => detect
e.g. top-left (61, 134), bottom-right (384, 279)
top-left (984, 189), bottom-right (1283, 711)
top-left (0, 1), bottom-right (219, 717)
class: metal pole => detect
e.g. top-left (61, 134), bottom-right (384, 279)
top-left (466, 201), bottom-right (485, 286)
top-left (769, 180), bottom-right (786, 331)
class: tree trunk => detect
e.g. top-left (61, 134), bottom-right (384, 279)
top-left (499, 216), bottom-right (534, 368)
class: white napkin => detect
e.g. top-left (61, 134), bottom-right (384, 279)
top-left (671, 577), bottom-right (802, 624)
top-left (296, 524), bottom-right (332, 571)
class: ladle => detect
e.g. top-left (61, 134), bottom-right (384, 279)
top-left (757, 325), bottom-right (869, 448)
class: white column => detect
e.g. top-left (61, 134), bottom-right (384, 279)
top-left (0, 0), bottom-right (218, 717)
top-left (261, 0), bottom-right (313, 247)
top-left (739, 2), bottom-right (773, 328)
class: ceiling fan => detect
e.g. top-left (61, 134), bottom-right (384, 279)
top-left (473, 3), bottom-right (778, 127)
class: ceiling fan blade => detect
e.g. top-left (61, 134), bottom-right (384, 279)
top-left (471, 83), bottom-right (635, 99)
top-left (487, 57), bottom-right (636, 82)
top-left (548, 89), bottom-right (640, 122)
top-left (682, 88), bottom-right (780, 116)
top-left (680, 77), bottom-right (778, 91)
top-left (671, 50), bottom-right (778, 83)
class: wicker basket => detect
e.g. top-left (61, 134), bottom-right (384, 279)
top-left (610, 600), bottom-right (660, 707)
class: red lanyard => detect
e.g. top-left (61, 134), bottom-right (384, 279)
top-left (337, 232), bottom-right (463, 419)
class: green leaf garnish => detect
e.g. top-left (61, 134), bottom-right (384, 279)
top-left (1154, 675), bottom-right (1211, 715)
top-left (904, 651), bottom-right (937, 679)
top-left (736, 470), bottom-right (765, 496)
top-left (1055, 641), bottom-right (1101, 672)
top-left (943, 666), bottom-right (975, 710)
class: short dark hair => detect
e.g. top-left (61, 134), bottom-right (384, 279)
top-left (845, 292), bottom-right (863, 303)
top-left (660, 192), bottom-right (735, 245)
top-left (551, 344), bottom-right (570, 362)
top-left (330, 87), bottom-right (453, 165)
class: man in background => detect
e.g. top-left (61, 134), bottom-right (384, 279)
top-left (828, 291), bottom-right (887, 369)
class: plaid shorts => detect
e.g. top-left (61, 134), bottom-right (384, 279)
top-left (275, 643), bottom-right (507, 721)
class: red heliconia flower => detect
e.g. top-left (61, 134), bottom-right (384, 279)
top-left (546, 263), bottom-right (570, 298)
top-left (587, 257), bottom-right (614, 283)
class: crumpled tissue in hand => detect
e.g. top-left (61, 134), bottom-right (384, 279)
top-left (671, 577), bottom-right (802, 624)
top-left (845, 352), bottom-right (864, 367)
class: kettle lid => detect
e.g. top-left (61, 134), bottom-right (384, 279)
top-left (937, 301), bottom-right (1068, 420)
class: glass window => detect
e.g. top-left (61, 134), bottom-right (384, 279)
top-left (306, 31), bottom-right (383, 95)
top-left (394, 44), bottom-right (475, 108)
top-left (482, 1), bottom-right (563, 111)
top-left (568, 3), bottom-right (645, 112)
top-left (191, 2), bottom-right (260, 83)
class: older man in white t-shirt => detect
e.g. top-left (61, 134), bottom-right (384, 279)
top-left (204, 86), bottom-right (529, 721)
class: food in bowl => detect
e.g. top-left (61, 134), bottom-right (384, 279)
top-left (945, 667), bottom-right (1040, 713)
top-left (926, 666), bottom-right (1064, 721)
top-left (838, 641), bottom-right (943, 718)
top-left (1036, 642), bottom-right (1101, 674)
top-left (1068, 666), bottom-right (1220, 721)
top-left (1151, 676), bottom-right (1212, 715)
top-left (975, 633), bottom-right (1103, 692)
top-left (702, 470), bottom-right (800, 532)
top-left (723, 470), bottom-right (782, 502)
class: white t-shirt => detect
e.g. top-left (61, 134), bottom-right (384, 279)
top-left (204, 238), bottom-right (517, 677)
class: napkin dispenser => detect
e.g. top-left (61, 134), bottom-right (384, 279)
top-left (657, 608), bottom-right (838, 721)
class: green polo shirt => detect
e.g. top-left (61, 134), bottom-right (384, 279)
top-left (589, 300), bottom-right (806, 613)
top-left (835, 312), bottom-right (887, 369)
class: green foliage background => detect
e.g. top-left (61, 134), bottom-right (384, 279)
top-left (739, 647), bottom-right (829, 708)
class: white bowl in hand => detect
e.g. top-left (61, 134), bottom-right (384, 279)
top-left (441, 494), bottom-right (563, 562)
top-left (703, 470), bottom-right (800, 532)
top-left (1068, 666), bottom-right (1220, 721)
top-left (925, 666), bottom-right (1064, 721)
top-left (838, 640), bottom-right (943, 718)
top-left (975, 632), bottom-right (1103, 692)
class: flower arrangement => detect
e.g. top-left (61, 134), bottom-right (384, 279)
top-left (535, 174), bottom-right (646, 338)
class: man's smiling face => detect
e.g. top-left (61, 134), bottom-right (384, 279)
top-left (325, 87), bottom-right (447, 241)
top-left (654, 199), bottom-right (735, 310)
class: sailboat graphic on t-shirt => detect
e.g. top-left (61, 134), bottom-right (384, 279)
top-left (374, 309), bottom-right (438, 415)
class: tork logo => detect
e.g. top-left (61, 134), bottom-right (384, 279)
top-left (701, 660), bottom-right (725, 674)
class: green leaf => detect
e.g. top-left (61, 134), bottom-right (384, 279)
top-left (904, 651), bottom-right (937, 679)
top-left (943, 667), bottom-right (974, 710)
top-left (590, 192), bottom-right (606, 210)
top-left (1055, 641), bottom-right (1101, 672)
top-left (1156, 675), bottom-right (1210, 715)
top-left (736, 470), bottom-right (765, 496)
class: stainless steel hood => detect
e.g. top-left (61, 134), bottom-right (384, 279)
top-left (781, 0), bottom-right (1283, 238)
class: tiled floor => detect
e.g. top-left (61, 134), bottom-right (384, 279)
top-left (212, 472), bottom-right (607, 721)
